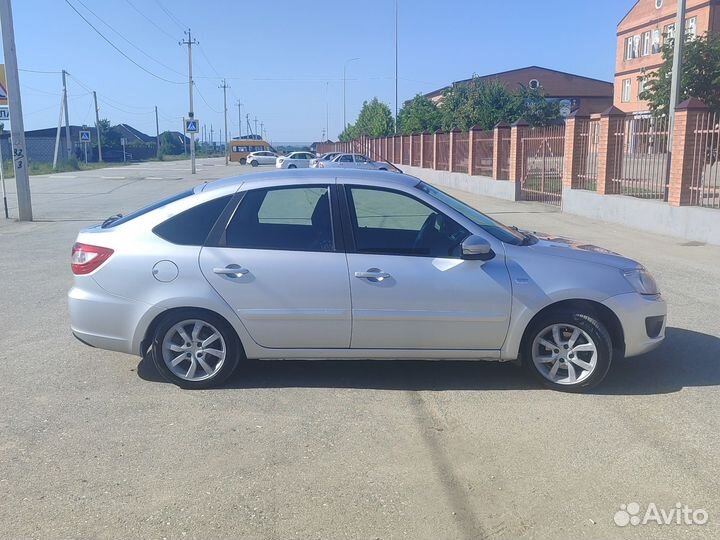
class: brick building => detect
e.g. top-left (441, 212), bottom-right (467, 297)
top-left (421, 66), bottom-right (614, 116)
top-left (615, 0), bottom-right (720, 113)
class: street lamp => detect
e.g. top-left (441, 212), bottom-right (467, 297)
top-left (343, 57), bottom-right (360, 132)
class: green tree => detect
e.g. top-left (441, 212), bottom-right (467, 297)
top-left (439, 77), bottom-right (561, 131)
top-left (640, 33), bottom-right (720, 116)
top-left (97, 118), bottom-right (120, 148)
top-left (339, 97), bottom-right (395, 141)
top-left (397, 94), bottom-right (442, 134)
top-left (158, 131), bottom-right (184, 156)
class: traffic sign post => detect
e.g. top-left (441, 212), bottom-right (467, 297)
top-left (79, 129), bottom-right (91, 164)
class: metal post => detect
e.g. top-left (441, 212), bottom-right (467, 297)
top-left (394, 0), bottom-right (398, 134)
top-left (237, 100), bottom-right (242, 139)
top-left (61, 69), bottom-right (71, 161)
top-left (253, 117), bottom-right (258, 136)
top-left (668, 0), bottom-right (687, 147)
top-left (342, 58), bottom-right (359, 133)
top-left (0, 131), bottom-right (7, 218)
top-left (93, 91), bottom-right (103, 162)
top-left (154, 105), bottom-right (159, 159)
top-left (325, 82), bottom-right (329, 141)
top-left (220, 79), bottom-right (229, 164)
top-left (0, 0), bottom-right (32, 220)
top-left (180, 28), bottom-right (197, 174)
top-left (52, 97), bottom-right (63, 169)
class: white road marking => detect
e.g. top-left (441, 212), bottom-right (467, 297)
top-left (101, 176), bottom-right (126, 179)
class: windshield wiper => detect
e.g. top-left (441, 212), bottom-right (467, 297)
top-left (101, 214), bottom-right (123, 228)
top-left (511, 226), bottom-right (537, 246)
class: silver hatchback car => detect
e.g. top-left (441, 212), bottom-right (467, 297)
top-left (68, 170), bottom-right (666, 392)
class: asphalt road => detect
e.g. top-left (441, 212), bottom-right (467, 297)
top-left (1, 158), bottom-right (719, 539)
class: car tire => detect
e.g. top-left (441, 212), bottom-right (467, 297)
top-left (288, 164), bottom-right (297, 169)
top-left (250, 160), bottom-right (258, 167)
top-left (150, 309), bottom-right (242, 390)
top-left (239, 158), bottom-right (247, 165)
top-left (522, 310), bottom-right (612, 393)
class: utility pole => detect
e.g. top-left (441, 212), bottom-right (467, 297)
top-left (210, 123), bottom-right (213, 146)
top-left (246, 113), bottom-right (251, 136)
top-left (668, 0), bottom-right (687, 144)
top-left (237, 100), bottom-right (243, 139)
top-left (325, 82), bottom-right (329, 141)
top-left (254, 116), bottom-right (258, 136)
top-left (260, 122), bottom-right (264, 141)
top-left (179, 28), bottom-right (198, 174)
top-left (93, 91), bottom-right (103, 162)
top-left (343, 57), bottom-right (359, 132)
top-left (62, 69), bottom-right (71, 160)
top-left (394, 0), bottom-right (399, 133)
top-left (220, 79), bottom-right (229, 164)
top-left (154, 105), bottom-right (160, 159)
top-left (0, 0), bottom-right (32, 220)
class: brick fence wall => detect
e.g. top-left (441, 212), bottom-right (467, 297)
top-left (318, 99), bottom-right (720, 211)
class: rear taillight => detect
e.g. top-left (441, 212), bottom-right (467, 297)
top-left (71, 242), bottom-right (114, 275)
top-left (317, 162), bottom-right (325, 168)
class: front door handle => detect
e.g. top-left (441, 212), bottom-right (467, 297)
top-left (213, 265), bottom-right (249, 277)
top-left (354, 269), bottom-right (391, 282)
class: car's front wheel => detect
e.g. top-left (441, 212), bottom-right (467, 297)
top-left (523, 310), bottom-right (612, 392)
top-left (239, 158), bottom-right (247, 165)
top-left (250, 160), bottom-right (258, 167)
top-left (150, 310), bottom-right (241, 389)
top-left (288, 164), bottom-right (297, 169)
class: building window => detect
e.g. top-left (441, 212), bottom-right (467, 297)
top-left (652, 29), bottom-right (661, 53)
top-left (633, 35), bottom-right (641, 58)
top-left (529, 79), bottom-right (540, 89)
top-left (622, 79), bottom-right (632, 103)
top-left (655, 0), bottom-right (663, 8)
top-left (664, 23), bottom-right (675, 44)
top-left (638, 77), bottom-right (646, 99)
top-left (642, 32), bottom-right (651, 56)
top-left (686, 17), bottom-right (697, 40)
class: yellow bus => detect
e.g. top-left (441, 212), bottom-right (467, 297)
top-left (229, 136), bottom-right (274, 164)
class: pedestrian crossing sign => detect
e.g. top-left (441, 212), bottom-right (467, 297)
top-left (79, 130), bottom-right (91, 142)
top-left (185, 119), bottom-right (199, 133)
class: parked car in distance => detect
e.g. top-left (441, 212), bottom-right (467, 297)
top-left (313, 152), bottom-right (390, 170)
top-left (246, 151), bottom-right (279, 167)
top-left (276, 151), bottom-right (315, 169)
top-left (310, 152), bottom-right (341, 168)
top-left (68, 169), bottom-right (666, 392)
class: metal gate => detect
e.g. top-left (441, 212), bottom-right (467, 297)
top-left (520, 125), bottom-right (565, 206)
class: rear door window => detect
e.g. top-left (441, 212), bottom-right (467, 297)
top-left (103, 189), bottom-right (194, 228)
top-left (153, 195), bottom-right (232, 246)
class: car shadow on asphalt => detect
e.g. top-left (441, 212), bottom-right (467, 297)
top-left (136, 327), bottom-right (719, 395)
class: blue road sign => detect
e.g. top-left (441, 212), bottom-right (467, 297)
top-left (185, 119), bottom-right (199, 133)
top-left (79, 130), bottom-right (91, 142)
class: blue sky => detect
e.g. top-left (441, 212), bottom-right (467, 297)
top-left (4, 0), bottom-right (631, 142)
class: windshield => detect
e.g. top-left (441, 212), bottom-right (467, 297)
top-left (416, 182), bottom-right (527, 245)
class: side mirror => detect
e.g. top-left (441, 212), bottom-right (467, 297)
top-left (461, 235), bottom-right (495, 261)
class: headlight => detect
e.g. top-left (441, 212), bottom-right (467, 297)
top-left (623, 267), bottom-right (660, 295)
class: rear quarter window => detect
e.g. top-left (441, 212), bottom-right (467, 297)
top-left (153, 195), bottom-right (232, 246)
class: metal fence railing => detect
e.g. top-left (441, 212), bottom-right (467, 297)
top-left (472, 130), bottom-right (494, 177)
top-left (422, 134), bottom-right (433, 168)
top-left (575, 118), bottom-right (600, 191)
top-left (520, 124), bottom-right (565, 206)
top-left (611, 115), bottom-right (669, 200)
top-left (411, 134), bottom-right (421, 166)
top-left (689, 111), bottom-right (720, 209)
top-left (436, 132), bottom-right (449, 170)
top-left (452, 132), bottom-right (469, 172)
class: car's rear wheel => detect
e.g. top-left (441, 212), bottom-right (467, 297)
top-left (150, 310), bottom-right (241, 389)
top-left (250, 160), bottom-right (258, 167)
top-left (288, 164), bottom-right (297, 169)
top-left (239, 158), bottom-right (246, 165)
top-left (523, 311), bottom-right (612, 392)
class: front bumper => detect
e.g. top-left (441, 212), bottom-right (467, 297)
top-left (603, 292), bottom-right (667, 357)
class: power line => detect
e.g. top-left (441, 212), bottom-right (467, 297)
top-left (154, 0), bottom-right (185, 30)
top-left (123, 0), bottom-right (176, 40)
top-left (19, 68), bottom-right (62, 74)
top-left (64, 0), bottom-right (184, 85)
top-left (75, 0), bottom-right (185, 77)
top-left (197, 43), bottom-right (222, 79)
top-left (194, 82), bottom-right (221, 114)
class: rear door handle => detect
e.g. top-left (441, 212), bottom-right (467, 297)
top-left (354, 269), bottom-right (391, 282)
top-left (213, 265), bottom-right (249, 277)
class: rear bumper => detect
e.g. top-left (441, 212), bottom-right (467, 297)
top-left (603, 292), bottom-right (667, 357)
top-left (68, 279), bottom-right (151, 356)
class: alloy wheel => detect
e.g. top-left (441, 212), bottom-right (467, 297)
top-left (161, 319), bottom-right (226, 382)
top-left (531, 323), bottom-right (598, 385)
